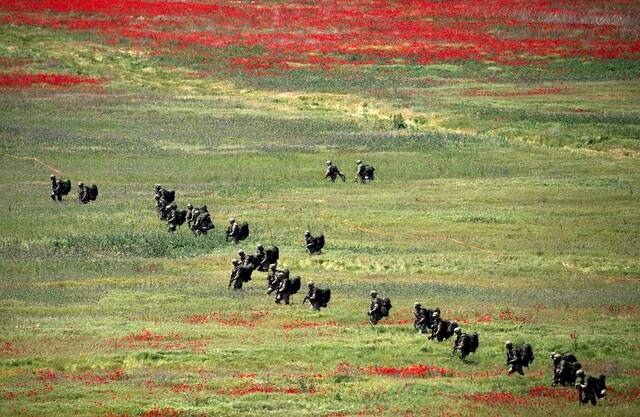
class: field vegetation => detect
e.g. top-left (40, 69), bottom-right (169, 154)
top-left (0, 1), bottom-right (639, 416)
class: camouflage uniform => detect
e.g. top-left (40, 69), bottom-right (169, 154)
top-left (325, 161), bottom-right (345, 182)
top-left (78, 182), bottom-right (90, 204)
top-left (227, 218), bottom-right (240, 243)
top-left (355, 160), bottom-right (366, 183)
top-left (275, 273), bottom-right (291, 305)
top-left (186, 204), bottom-right (194, 228)
top-left (368, 291), bottom-right (383, 324)
top-left (254, 245), bottom-right (266, 270)
top-left (576, 371), bottom-right (606, 406)
top-left (505, 342), bottom-right (524, 375)
top-left (50, 175), bottom-right (62, 201)
top-left (228, 259), bottom-right (242, 289)
top-left (303, 282), bottom-right (319, 310)
top-left (266, 264), bottom-right (280, 295)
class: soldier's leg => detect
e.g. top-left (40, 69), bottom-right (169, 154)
top-left (284, 293), bottom-right (290, 305)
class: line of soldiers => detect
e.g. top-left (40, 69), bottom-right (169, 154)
top-left (504, 341), bottom-right (535, 375)
top-left (154, 185), bottom-right (215, 234)
top-left (550, 352), bottom-right (607, 406)
top-left (324, 160), bottom-right (375, 183)
top-left (413, 303), bottom-right (458, 342)
top-left (50, 175), bottom-right (98, 203)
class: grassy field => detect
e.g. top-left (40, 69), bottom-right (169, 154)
top-left (1, 1), bottom-right (640, 416)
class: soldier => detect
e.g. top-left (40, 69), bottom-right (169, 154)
top-left (186, 204), bottom-right (194, 228)
top-left (154, 184), bottom-right (163, 207)
top-left (238, 250), bottom-right (247, 265)
top-left (428, 311), bottom-right (441, 340)
top-left (228, 259), bottom-right (242, 289)
top-left (193, 205), bottom-right (214, 235)
top-left (302, 281), bottom-right (318, 309)
top-left (254, 244), bottom-right (266, 270)
top-left (413, 302), bottom-right (428, 333)
top-left (304, 231), bottom-right (325, 254)
top-left (227, 218), bottom-right (240, 243)
top-left (505, 341), bottom-right (523, 375)
top-left (275, 270), bottom-right (298, 305)
top-left (355, 160), bottom-right (366, 183)
top-left (161, 202), bottom-right (177, 221)
top-left (167, 208), bottom-right (186, 233)
top-left (451, 328), bottom-right (478, 360)
top-left (78, 182), bottom-right (89, 204)
top-left (325, 160), bottom-right (345, 182)
top-left (368, 291), bottom-right (391, 325)
top-left (552, 352), bottom-right (581, 387)
top-left (266, 264), bottom-right (280, 295)
top-left (302, 281), bottom-right (331, 310)
top-left (50, 175), bottom-right (61, 201)
top-left (576, 370), bottom-right (607, 406)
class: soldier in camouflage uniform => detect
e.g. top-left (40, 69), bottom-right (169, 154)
top-left (228, 259), bottom-right (242, 289)
top-left (50, 175), bottom-right (62, 201)
top-left (576, 370), bottom-right (607, 406)
top-left (78, 182), bottom-right (89, 204)
top-left (505, 341), bottom-right (524, 375)
top-left (266, 264), bottom-right (281, 295)
top-left (227, 218), bottom-right (240, 243)
top-left (186, 204), bottom-right (194, 228)
top-left (325, 160), bottom-right (345, 182)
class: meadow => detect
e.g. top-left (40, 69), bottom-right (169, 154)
top-left (0, 1), bottom-right (639, 416)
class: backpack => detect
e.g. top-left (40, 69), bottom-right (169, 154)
top-left (364, 165), bottom-right (375, 180)
top-left (316, 288), bottom-right (331, 307)
top-left (315, 235), bottom-right (325, 251)
top-left (266, 246), bottom-right (279, 264)
top-left (286, 276), bottom-right (301, 295)
top-left (521, 343), bottom-right (535, 366)
top-left (60, 179), bottom-right (71, 195)
top-left (174, 210), bottom-right (187, 226)
top-left (381, 297), bottom-right (392, 317)
top-left (238, 265), bottom-right (253, 282)
top-left (468, 332), bottom-right (479, 353)
top-left (162, 190), bottom-right (175, 204)
top-left (238, 222), bottom-right (250, 240)
top-left (88, 184), bottom-right (98, 201)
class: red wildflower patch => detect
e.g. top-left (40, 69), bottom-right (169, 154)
top-left (0, 72), bottom-right (101, 88)
top-left (140, 408), bottom-right (182, 417)
top-left (1, 341), bottom-right (13, 354)
top-left (474, 314), bottom-right (493, 323)
top-left (224, 383), bottom-right (314, 396)
top-left (498, 309), bottom-right (532, 323)
top-left (528, 385), bottom-right (574, 400)
top-left (365, 364), bottom-right (449, 378)
top-left (170, 383), bottom-right (204, 394)
top-left (36, 369), bottom-right (59, 382)
top-left (71, 369), bottom-right (127, 385)
top-left (282, 320), bottom-right (339, 330)
top-left (468, 391), bottom-right (528, 405)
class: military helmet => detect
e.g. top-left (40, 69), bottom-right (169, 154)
top-left (370, 290), bottom-right (377, 297)
top-left (576, 369), bottom-right (584, 376)
top-left (231, 258), bottom-right (240, 265)
top-left (187, 204), bottom-right (193, 209)
top-left (257, 244), bottom-right (264, 250)
top-left (505, 341), bottom-right (513, 347)
top-left (50, 174), bottom-right (56, 179)
top-left (414, 302), bottom-right (421, 307)
top-left (154, 184), bottom-right (161, 189)
top-left (453, 327), bottom-right (461, 334)
top-left (229, 217), bottom-right (235, 223)
top-left (269, 264), bottom-right (276, 270)
top-left (553, 353), bottom-right (561, 360)
top-left (78, 181), bottom-right (84, 186)
top-left (201, 205), bottom-right (207, 210)
top-left (326, 160), bottom-right (332, 165)
top-left (356, 159), bottom-right (362, 164)
top-left (432, 311), bottom-right (439, 317)
top-left (238, 250), bottom-right (245, 256)
top-left (308, 281), bottom-right (314, 287)
top-left (304, 231), bottom-right (311, 236)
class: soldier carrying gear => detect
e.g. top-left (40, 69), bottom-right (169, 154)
top-left (266, 264), bottom-right (281, 295)
top-left (78, 182), bottom-right (98, 204)
top-left (451, 327), bottom-right (479, 360)
top-left (161, 202), bottom-right (177, 221)
top-left (238, 250), bottom-right (247, 264)
top-left (253, 244), bottom-right (266, 269)
top-left (428, 312), bottom-right (457, 342)
top-left (228, 259), bottom-right (243, 289)
top-left (575, 371), bottom-right (606, 406)
top-left (167, 209), bottom-right (187, 233)
top-left (368, 291), bottom-right (392, 325)
top-left (355, 160), bottom-right (376, 183)
top-left (227, 218), bottom-right (240, 243)
top-left (552, 352), bottom-right (581, 387)
top-left (303, 282), bottom-right (331, 310)
top-left (50, 175), bottom-right (71, 201)
top-left (304, 231), bottom-right (325, 254)
top-left (325, 160), bottom-right (346, 182)
top-left (275, 272), bottom-right (300, 305)
top-left (192, 207), bottom-right (214, 235)
top-left (413, 303), bottom-right (430, 334)
top-left (505, 341), bottom-right (535, 376)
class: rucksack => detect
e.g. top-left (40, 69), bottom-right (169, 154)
top-left (317, 288), bottom-right (331, 307)
top-left (381, 297), bottom-right (392, 317)
top-left (238, 222), bottom-right (250, 240)
top-left (469, 332), bottom-right (479, 353)
top-left (315, 235), bottom-right (325, 251)
top-left (88, 184), bottom-right (98, 201)
top-left (60, 179), bottom-right (71, 195)
top-left (162, 190), bottom-right (175, 204)
top-left (286, 276), bottom-right (301, 295)
top-left (266, 246), bottom-right (279, 264)
top-left (238, 265), bottom-right (253, 282)
top-left (521, 343), bottom-right (535, 366)
top-left (364, 165), bottom-right (375, 180)
top-left (174, 210), bottom-right (187, 226)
